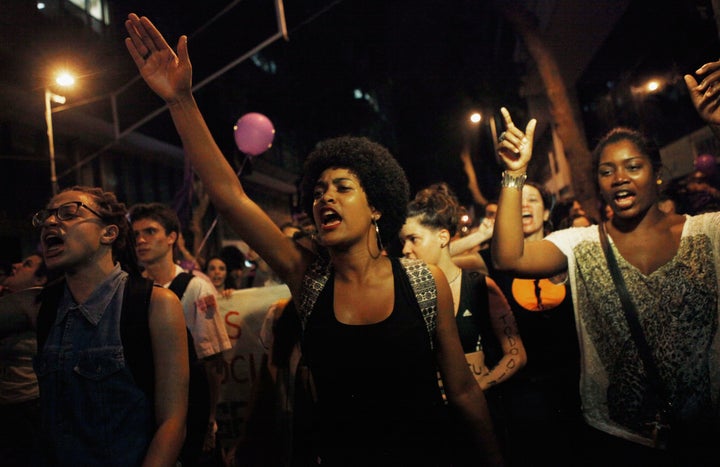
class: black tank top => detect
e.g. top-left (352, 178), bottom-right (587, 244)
top-left (456, 270), bottom-right (506, 370)
top-left (302, 257), bottom-right (449, 466)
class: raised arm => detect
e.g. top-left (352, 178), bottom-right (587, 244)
top-left (449, 219), bottom-right (493, 257)
top-left (491, 107), bottom-right (567, 277)
top-left (476, 277), bottom-right (526, 390)
top-left (431, 265), bottom-right (504, 466)
top-left (143, 287), bottom-right (189, 467)
top-left (684, 59), bottom-right (720, 140)
top-left (124, 14), bottom-right (311, 293)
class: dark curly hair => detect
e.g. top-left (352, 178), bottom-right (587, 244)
top-left (524, 181), bottom-right (555, 235)
top-left (407, 182), bottom-right (460, 237)
top-left (204, 255), bottom-right (235, 291)
top-left (58, 186), bottom-right (141, 276)
top-left (300, 136), bottom-right (410, 247)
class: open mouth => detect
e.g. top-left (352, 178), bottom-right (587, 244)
top-left (42, 233), bottom-right (64, 257)
top-left (319, 208), bottom-right (342, 229)
top-left (613, 190), bottom-right (635, 209)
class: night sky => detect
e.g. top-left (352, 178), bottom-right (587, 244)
top-left (24, 0), bottom-right (717, 208)
top-left (114, 0), bottom-right (524, 206)
top-left (114, 0), bottom-right (719, 207)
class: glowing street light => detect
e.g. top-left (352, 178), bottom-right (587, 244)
top-left (45, 71), bottom-right (74, 195)
top-left (55, 72), bottom-right (75, 87)
top-left (469, 110), bottom-right (498, 150)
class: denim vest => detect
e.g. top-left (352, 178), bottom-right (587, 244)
top-left (34, 265), bottom-right (155, 466)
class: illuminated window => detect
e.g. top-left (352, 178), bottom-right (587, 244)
top-left (68, 0), bottom-right (109, 25)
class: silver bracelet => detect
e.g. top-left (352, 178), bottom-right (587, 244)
top-left (501, 171), bottom-right (527, 190)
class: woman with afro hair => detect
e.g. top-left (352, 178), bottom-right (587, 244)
top-left (125, 13), bottom-right (501, 467)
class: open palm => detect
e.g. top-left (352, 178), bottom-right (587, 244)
top-left (125, 13), bottom-right (193, 104)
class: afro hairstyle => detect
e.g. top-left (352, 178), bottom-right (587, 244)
top-left (300, 136), bottom-right (410, 248)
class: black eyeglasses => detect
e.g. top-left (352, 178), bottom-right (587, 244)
top-left (32, 201), bottom-right (103, 228)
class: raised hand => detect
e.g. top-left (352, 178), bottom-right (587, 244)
top-left (124, 13), bottom-right (192, 104)
top-left (685, 59), bottom-right (720, 126)
top-left (497, 107), bottom-right (537, 174)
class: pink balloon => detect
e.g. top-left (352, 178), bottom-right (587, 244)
top-left (695, 154), bottom-right (716, 176)
top-left (233, 112), bottom-right (275, 156)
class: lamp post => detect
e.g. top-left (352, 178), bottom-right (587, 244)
top-left (470, 110), bottom-right (499, 151)
top-left (462, 111), bottom-right (490, 207)
top-left (44, 71), bottom-right (74, 195)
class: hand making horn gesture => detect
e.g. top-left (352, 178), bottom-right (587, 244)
top-left (496, 107), bottom-right (537, 175)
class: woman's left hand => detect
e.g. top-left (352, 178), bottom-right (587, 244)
top-left (497, 107), bottom-right (537, 175)
top-left (124, 13), bottom-right (193, 105)
top-left (685, 59), bottom-right (720, 125)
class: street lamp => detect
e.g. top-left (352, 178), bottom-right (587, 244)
top-left (45, 71), bottom-right (75, 195)
top-left (469, 110), bottom-right (499, 150)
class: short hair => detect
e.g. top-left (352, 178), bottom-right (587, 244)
top-left (58, 186), bottom-right (141, 276)
top-left (407, 183), bottom-right (460, 237)
top-left (592, 127), bottom-right (662, 181)
top-left (300, 136), bottom-right (410, 247)
top-left (128, 202), bottom-right (181, 242)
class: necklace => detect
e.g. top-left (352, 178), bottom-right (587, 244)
top-left (448, 270), bottom-right (461, 285)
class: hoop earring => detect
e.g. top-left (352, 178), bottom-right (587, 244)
top-left (372, 218), bottom-right (385, 253)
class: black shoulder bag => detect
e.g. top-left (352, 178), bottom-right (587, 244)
top-left (598, 222), bottom-right (673, 450)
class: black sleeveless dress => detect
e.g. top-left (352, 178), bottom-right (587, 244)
top-left (302, 257), bottom-right (450, 466)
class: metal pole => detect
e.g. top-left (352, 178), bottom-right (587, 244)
top-left (45, 88), bottom-right (58, 195)
top-left (489, 113), bottom-right (499, 151)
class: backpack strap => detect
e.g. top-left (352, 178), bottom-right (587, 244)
top-left (36, 277), bottom-right (67, 353)
top-left (36, 274), bottom-right (156, 399)
top-left (168, 272), bottom-right (194, 300)
top-left (166, 272), bottom-right (202, 366)
top-left (120, 275), bottom-right (156, 399)
top-left (399, 257), bottom-right (438, 349)
top-left (296, 258), bottom-right (331, 332)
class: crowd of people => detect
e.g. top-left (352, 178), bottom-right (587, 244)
top-left (1, 10), bottom-right (720, 467)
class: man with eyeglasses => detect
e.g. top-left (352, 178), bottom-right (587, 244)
top-left (19, 186), bottom-right (190, 466)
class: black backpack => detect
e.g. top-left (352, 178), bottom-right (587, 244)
top-left (37, 273), bottom-right (211, 467)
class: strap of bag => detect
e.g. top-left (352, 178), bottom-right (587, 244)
top-left (120, 275), bottom-right (155, 398)
top-left (166, 272), bottom-right (202, 366)
top-left (168, 272), bottom-right (194, 300)
top-left (598, 222), bottom-right (670, 404)
top-left (399, 257), bottom-right (437, 349)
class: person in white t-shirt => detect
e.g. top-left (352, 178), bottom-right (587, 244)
top-left (129, 202), bottom-right (231, 464)
top-left (492, 106), bottom-right (719, 466)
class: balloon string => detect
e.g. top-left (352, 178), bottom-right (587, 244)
top-left (194, 154), bottom-right (249, 258)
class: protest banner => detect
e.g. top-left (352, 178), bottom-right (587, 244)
top-left (215, 284), bottom-right (291, 448)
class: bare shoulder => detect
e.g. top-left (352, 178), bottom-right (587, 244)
top-left (149, 285), bottom-right (181, 305)
top-left (148, 286), bottom-right (183, 320)
top-left (664, 212), bottom-right (688, 236)
top-left (484, 275), bottom-right (501, 290)
top-left (425, 262), bottom-right (444, 280)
